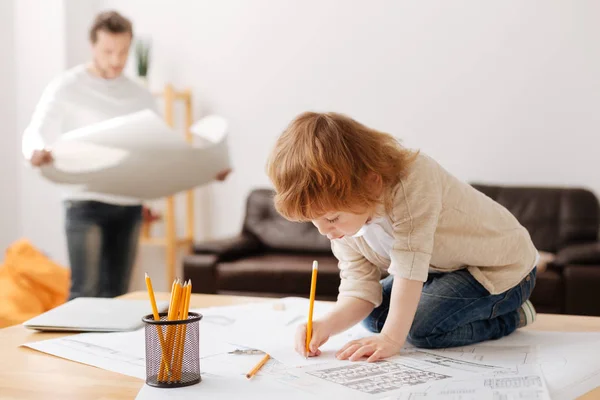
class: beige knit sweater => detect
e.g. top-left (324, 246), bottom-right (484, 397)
top-left (332, 152), bottom-right (539, 307)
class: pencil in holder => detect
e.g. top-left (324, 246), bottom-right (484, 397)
top-left (142, 312), bottom-right (203, 388)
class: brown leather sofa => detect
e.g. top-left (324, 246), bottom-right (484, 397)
top-left (183, 189), bottom-right (340, 301)
top-left (183, 185), bottom-right (600, 316)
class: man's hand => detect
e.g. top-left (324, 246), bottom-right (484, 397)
top-left (295, 320), bottom-right (333, 358)
top-left (30, 149), bottom-right (53, 167)
top-left (214, 168), bottom-right (232, 181)
top-left (336, 333), bottom-right (404, 362)
top-left (142, 206), bottom-right (161, 223)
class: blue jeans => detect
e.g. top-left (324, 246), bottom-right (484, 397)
top-left (363, 267), bottom-right (537, 348)
top-left (65, 200), bottom-right (142, 299)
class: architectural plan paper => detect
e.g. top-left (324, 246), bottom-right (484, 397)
top-left (21, 298), bottom-right (600, 400)
top-left (422, 331), bottom-right (600, 400)
top-left (25, 332), bottom-right (146, 379)
top-left (385, 364), bottom-right (551, 400)
top-left (39, 109), bottom-right (231, 200)
top-left (283, 355), bottom-right (476, 399)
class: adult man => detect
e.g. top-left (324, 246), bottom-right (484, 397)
top-left (22, 11), bottom-right (229, 299)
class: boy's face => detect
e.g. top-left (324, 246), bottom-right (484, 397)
top-left (312, 209), bottom-right (372, 240)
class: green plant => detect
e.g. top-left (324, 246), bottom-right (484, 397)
top-left (135, 39), bottom-right (151, 77)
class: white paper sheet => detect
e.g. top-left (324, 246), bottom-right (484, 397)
top-left (23, 317), bottom-right (240, 379)
top-left (221, 297), bottom-right (381, 367)
top-left (135, 371), bottom-right (310, 400)
top-left (25, 332), bottom-right (146, 379)
top-left (40, 109), bottom-right (231, 200)
top-left (51, 141), bottom-right (129, 173)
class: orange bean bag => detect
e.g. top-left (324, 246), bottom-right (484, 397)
top-left (0, 239), bottom-right (70, 328)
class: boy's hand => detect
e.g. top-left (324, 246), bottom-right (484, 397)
top-left (335, 333), bottom-right (403, 363)
top-left (295, 320), bottom-right (333, 358)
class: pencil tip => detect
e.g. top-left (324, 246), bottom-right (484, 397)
top-left (145, 272), bottom-right (148, 277)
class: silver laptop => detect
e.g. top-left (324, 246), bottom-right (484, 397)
top-left (23, 297), bottom-right (169, 332)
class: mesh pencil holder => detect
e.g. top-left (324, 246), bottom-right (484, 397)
top-left (142, 312), bottom-right (203, 388)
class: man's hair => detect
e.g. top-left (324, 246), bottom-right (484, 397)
top-left (266, 112), bottom-right (418, 222)
top-left (89, 10), bottom-right (133, 43)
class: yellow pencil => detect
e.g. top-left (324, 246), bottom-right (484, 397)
top-left (144, 273), bottom-right (171, 376)
top-left (306, 260), bottom-right (319, 356)
top-left (158, 279), bottom-right (176, 381)
top-left (173, 280), bottom-right (191, 381)
top-left (159, 279), bottom-right (182, 381)
top-left (246, 353), bottom-right (271, 379)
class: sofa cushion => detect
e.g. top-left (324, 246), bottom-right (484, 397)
top-left (243, 189), bottom-right (332, 253)
top-left (216, 253), bottom-right (341, 298)
top-left (471, 184), bottom-right (599, 253)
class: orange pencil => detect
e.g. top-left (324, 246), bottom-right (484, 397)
top-left (159, 279), bottom-right (183, 381)
top-left (144, 273), bottom-right (171, 376)
top-left (246, 353), bottom-right (271, 379)
top-left (173, 280), bottom-right (191, 381)
top-left (306, 260), bottom-right (318, 356)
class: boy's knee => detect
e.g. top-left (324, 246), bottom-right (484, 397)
top-left (407, 318), bottom-right (447, 349)
top-left (406, 333), bottom-right (445, 349)
top-left (406, 303), bottom-right (444, 348)
top-left (407, 324), bottom-right (433, 348)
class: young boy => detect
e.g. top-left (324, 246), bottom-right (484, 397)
top-left (267, 111), bottom-right (538, 363)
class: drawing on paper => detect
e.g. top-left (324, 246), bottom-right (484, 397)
top-left (484, 375), bottom-right (543, 389)
top-left (61, 337), bottom-right (145, 365)
top-left (409, 351), bottom-right (502, 372)
top-left (306, 360), bottom-right (451, 395)
top-left (422, 344), bottom-right (536, 365)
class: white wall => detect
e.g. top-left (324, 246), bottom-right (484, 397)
top-left (14, 1), bottom-right (600, 288)
top-left (15, 0), bottom-right (69, 266)
top-left (95, 0), bottom-right (600, 241)
top-left (64, 0), bottom-right (102, 68)
top-left (0, 0), bottom-right (18, 253)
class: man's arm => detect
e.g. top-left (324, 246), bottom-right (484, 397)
top-left (22, 79), bottom-right (65, 164)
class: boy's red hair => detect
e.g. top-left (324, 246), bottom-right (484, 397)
top-left (267, 112), bottom-right (418, 221)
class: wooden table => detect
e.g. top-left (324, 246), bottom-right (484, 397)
top-left (1, 292), bottom-right (599, 400)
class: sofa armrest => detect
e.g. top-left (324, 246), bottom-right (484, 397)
top-left (193, 233), bottom-right (263, 262)
top-left (555, 243), bottom-right (600, 266)
top-left (564, 264), bottom-right (600, 316)
top-left (183, 254), bottom-right (219, 294)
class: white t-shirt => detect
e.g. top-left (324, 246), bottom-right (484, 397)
top-left (352, 216), bottom-right (395, 259)
top-left (22, 64), bottom-right (158, 206)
